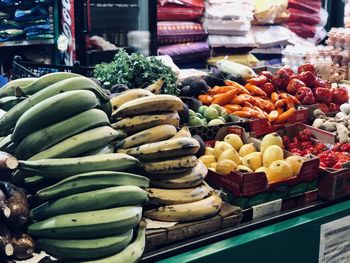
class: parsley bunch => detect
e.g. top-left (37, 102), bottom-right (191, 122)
top-left (94, 49), bottom-right (178, 95)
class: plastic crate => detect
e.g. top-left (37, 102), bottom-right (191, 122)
top-left (11, 56), bottom-right (95, 79)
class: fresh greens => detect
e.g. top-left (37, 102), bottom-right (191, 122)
top-left (94, 49), bottom-right (178, 95)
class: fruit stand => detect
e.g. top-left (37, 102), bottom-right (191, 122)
top-left (1, 50), bottom-right (350, 263)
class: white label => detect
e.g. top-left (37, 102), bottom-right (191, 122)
top-left (319, 215), bottom-right (350, 263)
top-left (252, 199), bottom-right (282, 220)
top-left (144, 218), bottom-right (178, 229)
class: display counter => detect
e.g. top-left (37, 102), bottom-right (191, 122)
top-left (142, 199), bottom-right (350, 263)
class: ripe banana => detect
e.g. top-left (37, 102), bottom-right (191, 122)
top-left (144, 193), bottom-right (222, 222)
top-left (0, 77), bottom-right (37, 98)
top-left (14, 109), bottom-right (110, 160)
top-left (37, 171), bottom-right (149, 201)
top-left (112, 94), bottom-right (184, 118)
top-left (112, 111), bottom-right (180, 134)
top-left (172, 126), bottom-right (192, 139)
top-left (150, 160), bottom-right (207, 189)
top-left (15, 72), bottom-right (80, 96)
top-left (18, 153), bottom-right (141, 178)
top-left (143, 155), bottom-right (198, 174)
top-left (116, 124), bottom-right (177, 149)
top-left (36, 230), bottom-right (133, 260)
top-left (79, 144), bottom-right (114, 156)
top-left (110, 88), bottom-right (153, 111)
top-left (31, 186), bottom-right (148, 220)
top-left (145, 79), bottom-right (164, 94)
top-left (81, 222), bottom-right (146, 263)
top-left (0, 96), bottom-right (26, 111)
top-left (148, 183), bottom-right (212, 205)
top-left (0, 76), bottom-right (109, 136)
top-left (29, 126), bottom-right (125, 161)
top-left (11, 90), bottom-right (98, 143)
top-left (118, 137), bottom-right (200, 160)
top-left (28, 206), bottom-right (142, 238)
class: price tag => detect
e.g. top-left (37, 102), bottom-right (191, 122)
top-left (252, 199), bottom-right (282, 220)
top-left (319, 215), bottom-right (350, 263)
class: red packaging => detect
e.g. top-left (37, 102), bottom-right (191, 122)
top-left (288, 8), bottom-right (320, 25)
top-left (158, 0), bottom-right (204, 8)
top-left (157, 4), bottom-right (204, 21)
top-left (286, 22), bottom-right (316, 38)
top-left (288, 0), bottom-right (321, 14)
top-left (157, 21), bottom-right (207, 44)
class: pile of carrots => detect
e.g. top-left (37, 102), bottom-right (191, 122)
top-left (198, 80), bottom-right (301, 124)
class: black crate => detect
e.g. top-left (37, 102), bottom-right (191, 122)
top-left (11, 57), bottom-right (95, 79)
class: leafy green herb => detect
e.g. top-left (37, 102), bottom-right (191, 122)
top-left (94, 49), bottom-right (178, 95)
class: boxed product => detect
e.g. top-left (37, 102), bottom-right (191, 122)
top-left (157, 41), bottom-right (210, 64)
top-left (157, 21), bottom-right (207, 45)
top-left (157, 4), bottom-right (204, 21)
top-left (205, 126), bottom-right (319, 209)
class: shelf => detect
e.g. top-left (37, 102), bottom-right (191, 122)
top-left (0, 39), bottom-right (54, 48)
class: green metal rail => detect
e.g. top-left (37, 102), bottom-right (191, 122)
top-left (158, 200), bottom-right (350, 263)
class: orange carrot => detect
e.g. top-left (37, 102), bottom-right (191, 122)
top-left (230, 94), bottom-right (255, 104)
top-left (289, 95), bottom-right (301, 105)
top-left (286, 97), bottom-right (295, 110)
top-left (245, 83), bottom-right (267, 97)
top-left (198, 94), bottom-right (213, 105)
top-left (243, 102), bottom-right (254, 108)
top-left (231, 111), bottom-right (253, 118)
top-left (274, 108), bottom-right (296, 123)
top-left (212, 89), bottom-right (240, 106)
top-left (252, 97), bottom-right (264, 109)
top-left (275, 99), bottom-right (287, 108)
top-left (224, 104), bottom-right (242, 113)
top-left (279, 92), bottom-right (288, 99)
top-left (254, 106), bottom-right (268, 119)
top-left (255, 97), bottom-right (275, 112)
top-left (242, 107), bottom-right (260, 118)
top-left (271, 92), bottom-right (279, 102)
top-left (276, 107), bottom-right (284, 115)
top-left (208, 86), bottom-right (235, 95)
top-left (225, 80), bottom-right (250, 94)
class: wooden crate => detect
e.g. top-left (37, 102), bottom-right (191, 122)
top-left (145, 203), bottom-right (242, 252)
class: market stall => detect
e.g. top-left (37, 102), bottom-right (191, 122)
top-left (1, 0), bottom-right (350, 262)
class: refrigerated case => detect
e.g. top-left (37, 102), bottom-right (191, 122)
top-left (59, 0), bottom-right (157, 66)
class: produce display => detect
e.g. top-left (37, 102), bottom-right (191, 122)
top-left (188, 104), bottom-right (233, 126)
top-left (0, 180), bottom-right (34, 261)
top-left (0, 73), bottom-right (151, 262)
top-left (284, 128), bottom-right (350, 169)
top-left (195, 72), bottom-right (301, 124)
top-left (201, 132), bottom-right (305, 183)
top-left (0, 56), bottom-right (350, 262)
top-left (111, 90), bottom-right (222, 222)
top-left (93, 49), bottom-right (178, 94)
top-left (312, 107), bottom-right (350, 143)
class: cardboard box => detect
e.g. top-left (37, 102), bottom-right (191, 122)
top-left (205, 126), bottom-right (320, 209)
top-left (279, 123), bottom-right (350, 201)
top-left (248, 107), bottom-right (309, 137)
top-left (187, 120), bottom-right (250, 141)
